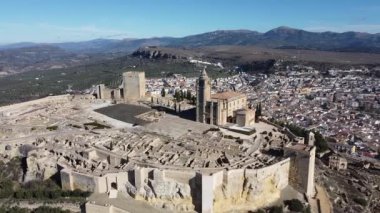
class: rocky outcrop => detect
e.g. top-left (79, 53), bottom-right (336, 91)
top-left (125, 169), bottom-right (195, 212)
top-left (212, 160), bottom-right (290, 212)
top-left (132, 47), bottom-right (187, 60)
top-left (23, 150), bottom-right (58, 182)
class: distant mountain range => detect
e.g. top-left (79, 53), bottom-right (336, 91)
top-left (1, 26), bottom-right (380, 77)
top-left (1, 26), bottom-right (380, 54)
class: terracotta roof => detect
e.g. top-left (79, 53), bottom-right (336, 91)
top-left (211, 91), bottom-right (245, 100)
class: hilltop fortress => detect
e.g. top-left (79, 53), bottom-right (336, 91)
top-left (0, 70), bottom-right (316, 213)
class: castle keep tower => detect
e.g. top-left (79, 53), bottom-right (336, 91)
top-left (196, 68), bottom-right (211, 123)
top-left (123, 71), bottom-right (145, 101)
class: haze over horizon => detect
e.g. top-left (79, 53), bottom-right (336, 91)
top-left (1, 0), bottom-right (380, 44)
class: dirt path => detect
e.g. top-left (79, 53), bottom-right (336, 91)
top-left (315, 184), bottom-right (332, 213)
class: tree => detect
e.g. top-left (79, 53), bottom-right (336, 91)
top-left (321, 102), bottom-right (329, 110)
top-left (14, 190), bottom-right (24, 199)
top-left (255, 103), bottom-right (262, 120)
top-left (0, 179), bottom-right (14, 198)
top-left (270, 118), bottom-right (328, 153)
top-left (70, 189), bottom-right (85, 197)
top-left (175, 90), bottom-right (181, 102)
top-left (161, 88), bottom-right (166, 97)
top-left (191, 96), bottom-right (196, 105)
top-left (33, 206), bottom-right (71, 213)
top-left (353, 197), bottom-right (367, 206)
top-left (284, 199), bottom-right (304, 212)
top-left (304, 206), bottom-right (311, 213)
top-left (180, 90), bottom-right (184, 101)
top-left (269, 206), bottom-right (283, 213)
top-left (32, 190), bottom-right (44, 199)
top-left (110, 142), bottom-right (114, 151)
top-left (2, 206), bottom-right (28, 213)
top-left (48, 190), bottom-right (61, 199)
top-left (312, 131), bottom-right (328, 153)
top-left (259, 103), bottom-right (262, 115)
top-left (186, 90), bottom-right (192, 100)
top-left (305, 95), bottom-right (314, 100)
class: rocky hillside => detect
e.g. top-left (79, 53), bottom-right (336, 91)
top-left (131, 45), bottom-right (380, 65)
top-left (0, 45), bottom-right (78, 76)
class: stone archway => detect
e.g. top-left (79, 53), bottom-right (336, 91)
top-left (111, 182), bottom-right (118, 190)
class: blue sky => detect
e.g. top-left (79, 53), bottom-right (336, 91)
top-left (0, 0), bottom-right (380, 43)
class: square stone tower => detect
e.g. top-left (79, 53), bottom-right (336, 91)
top-left (123, 71), bottom-right (145, 101)
top-left (284, 143), bottom-right (316, 197)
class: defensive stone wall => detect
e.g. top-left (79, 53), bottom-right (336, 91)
top-left (86, 202), bottom-right (128, 213)
top-left (212, 158), bottom-right (290, 212)
top-left (61, 169), bottom-right (97, 192)
top-left (61, 158), bottom-right (291, 213)
top-left (72, 171), bottom-right (98, 192)
top-left (163, 169), bottom-right (197, 184)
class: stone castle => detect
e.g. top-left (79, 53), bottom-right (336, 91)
top-left (87, 70), bottom-right (316, 212)
top-left (0, 70), bottom-right (316, 213)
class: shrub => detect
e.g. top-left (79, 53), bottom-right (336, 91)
top-left (269, 118), bottom-right (328, 153)
top-left (14, 190), bottom-right (24, 199)
top-left (32, 190), bottom-right (44, 199)
top-left (22, 190), bottom-right (33, 199)
top-left (303, 206), bottom-right (311, 213)
top-left (68, 124), bottom-right (81, 129)
top-left (0, 179), bottom-right (14, 198)
top-left (48, 190), bottom-right (61, 199)
top-left (84, 122), bottom-right (110, 129)
top-left (1, 206), bottom-right (29, 213)
top-left (33, 206), bottom-right (71, 213)
top-left (353, 197), bottom-right (367, 206)
top-left (270, 206), bottom-right (283, 213)
top-left (61, 190), bottom-right (70, 197)
top-left (46, 126), bottom-right (58, 131)
top-left (284, 199), bottom-right (304, 212)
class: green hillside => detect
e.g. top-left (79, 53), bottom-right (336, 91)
top-left (0, 56), bottom-right (227, 106)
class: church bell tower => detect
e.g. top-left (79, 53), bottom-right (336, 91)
top-left (196, 67), bottom-right (211, 123)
